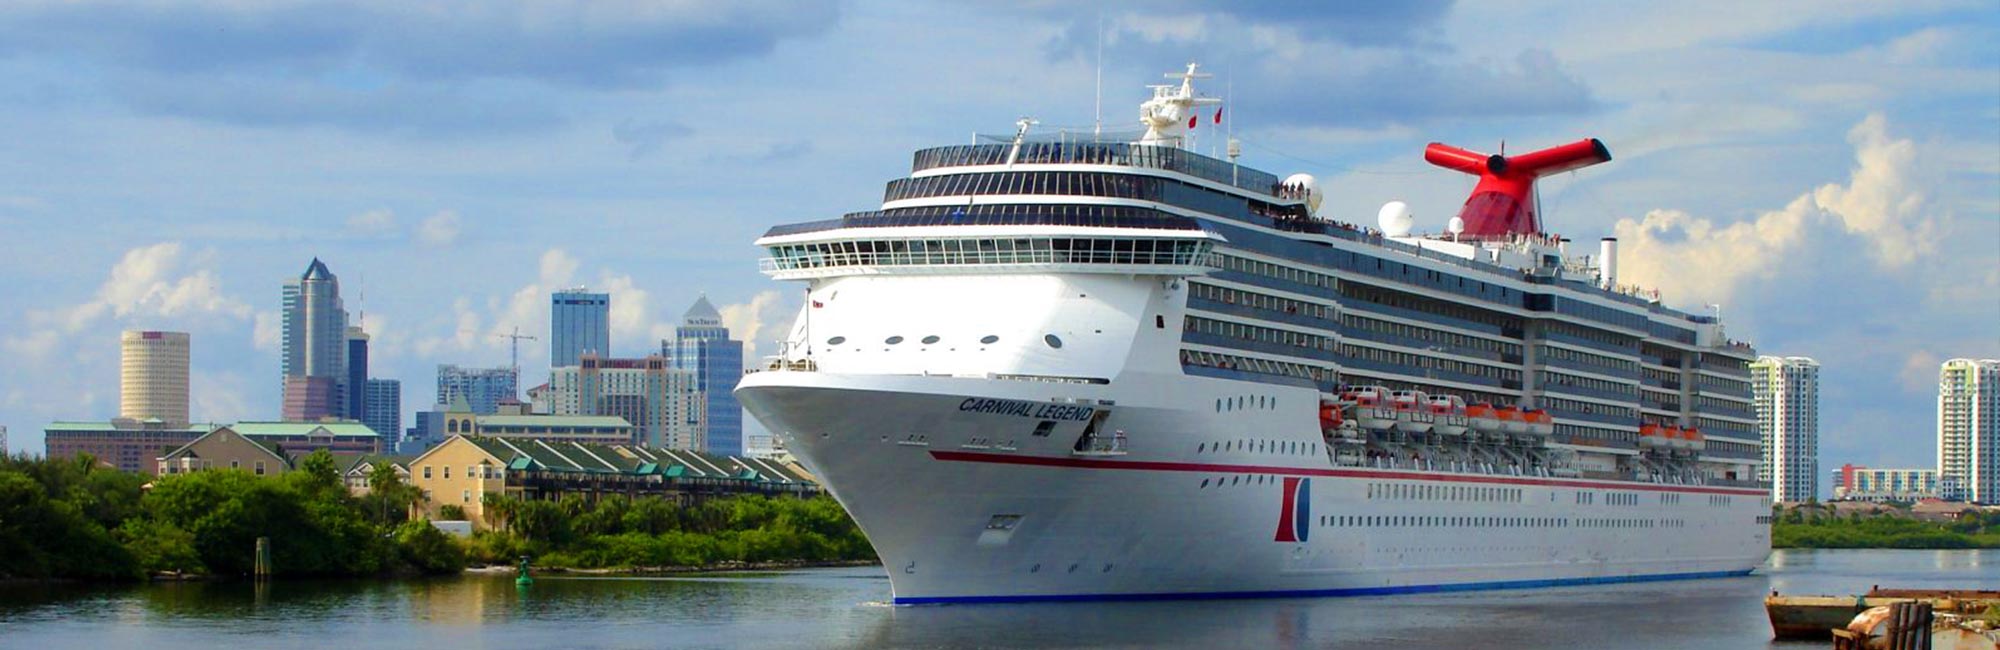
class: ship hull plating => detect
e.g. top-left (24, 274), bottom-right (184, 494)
top-left (739, 371), bottom-right (1770, 604)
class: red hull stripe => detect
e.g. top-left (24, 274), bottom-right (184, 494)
top-left (927, 450), bottom-right (1767, 497)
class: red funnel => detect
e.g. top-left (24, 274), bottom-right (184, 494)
top-left (1424, 138), bottom-right (1611, 238)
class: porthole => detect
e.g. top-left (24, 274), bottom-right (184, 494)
top-left (1044, 334), bottom-right (1063, 349)
top-left (885, 336), bottom-right (904, 345)
top-left (980, 335), bottom-right (999, 344)
top-left (921, 335), bottom-right (940, 344)
top-left (826, 336), bottom-right (846, 345)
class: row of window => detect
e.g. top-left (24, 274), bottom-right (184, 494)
top-left (1540, 370), bottom-right (1640, 398)
top-left (421, 465), bottom-right (500, 480)
top-left (1189, 281), bottom-right (1339, 323)
top-left (1348, 314), bottom-right (1520, 359)
top-left (1214, 394), bottom-right (1279, 413)
top-left (1179, 349), bottom-right (1334, 387)
top-left (908, 142), bottom-right (1280, 194)
top-left (1320, 515), bottom-right (1684, 529)
top-left (1194, 438), bottom-right (1318, 457)
top-left (763, 236), bottom-right (1211, 270)
top-left (1544, 320), bottom-right (1637, 350)
top-left (1213, 252), bottom-right (1337, 290)
top-left (1340, 344), bottom-right (1522, 383)
top-left (1338, 282), bottom-right (1522, 336)
top-left (1539, 344), bottom-right (1638, 374)
top-left (1187, 315), bottom-right (1339, 352)
top-left (1543, 396), bottom-right (1639, 420)
top-left (1553, 422), bottom-right (1641, 445)
top-left (1696, 372), bottom-right (1753, 395)
top-left (1370, 482), bottom-right (1522, 503)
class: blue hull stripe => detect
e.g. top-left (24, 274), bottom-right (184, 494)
top-left (891, 569), bottom-right (1754, 605)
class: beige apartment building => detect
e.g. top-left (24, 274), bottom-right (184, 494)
top-left (121, 330), bottom-right (190, 426)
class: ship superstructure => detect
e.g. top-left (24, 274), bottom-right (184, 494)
top-left (738, 65), bottom-right (1771, 603)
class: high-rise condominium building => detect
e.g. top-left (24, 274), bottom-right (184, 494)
top-left (121, 330), bottom-right (190, 426)
top-left (282, 259), bottom-right (349, 420)
top-left (435, 365), bottom-right (518, 415)
top-left (551, 289), bottom-right (610, 369)
top-left (362, 378), bottom-right (401, 442)
top-left (1938, 358), bottom-right (1999, 504)
top-left (670, 296), bottom-right (743, 455)
top-left (550, 353), bottom-right (697, 449)
top-left (1751, 355), bottom-right (1819, 503)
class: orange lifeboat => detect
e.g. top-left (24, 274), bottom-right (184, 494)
top-left (1666, 426), bottom-right (1691, 451)
top-left (1391, 390), bottom-right (1434, 433)
top-left (1522, 409), bottom-right (1554, 437)
top-left (1465, 403), bottom-right (1501, 433)
top-left (1639, 423), bottom-right (1666, 450)
top-left (1318, 402), bottom-right (1344, 431)
top-left (1496, 406), bottom-right (1528, 434)
top-left (1429, 395), bottom-right (1469, 436)
top-left (1686, 427), bottom-right (1706, 452)
top-left (1348, 386), bottom-right (1395, 431)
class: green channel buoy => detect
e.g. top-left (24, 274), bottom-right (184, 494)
top-left (516, 555), bottom-right (534, 587)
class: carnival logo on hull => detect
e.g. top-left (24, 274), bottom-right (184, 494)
top-left (1274, 477), bottom-right (1310, 543)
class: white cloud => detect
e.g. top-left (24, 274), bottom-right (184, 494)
top-left (417, 210), bottom-right (462, 246)
top-left (1612, 114), bottom-right (1938, 305)
top-left (251, 310), bottom-right (280, 351)
top-left (190, 369), bottom-right (251, 424)
top-left (598, 272), bottom-right (653, 347)
top-left (345, 208), bottom-right (397, 237)
top-left (718, 289), bottom-right (797, 363)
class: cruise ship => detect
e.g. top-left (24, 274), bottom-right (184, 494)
top-left (736, 65), bottom-right (1772, 604)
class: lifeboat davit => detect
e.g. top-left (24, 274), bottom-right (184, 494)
top-left (1391, 390), bottom-right (1434, 433)
top-left (1429, 395), bottom-right (1469, 436)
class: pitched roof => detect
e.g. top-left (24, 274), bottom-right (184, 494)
top-left (302, 257), bottom-right (334, 281)
top-left (436, 435), bottom-right (815, 486)
top-left (228, 421), bottom-right (382, 437)
top-left (682, 294), bottom-right (722, 325)
top-left (446, 392), bottom-right (473, 413)
top-left (160, 427), bottom-right (291, 465)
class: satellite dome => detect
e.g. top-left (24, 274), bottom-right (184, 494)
top-left (1283, 173), bottom-right (1323, 216)
top-left (1377, 201), bottom-right (1414, 237)
top-left (1447, 216), bottom-right (1466, 236)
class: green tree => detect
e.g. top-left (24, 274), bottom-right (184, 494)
top-left (394, 520), bottom-right (467, 575)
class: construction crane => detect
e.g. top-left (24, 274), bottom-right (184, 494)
top-left (495, 326), bottom-right (538, 398)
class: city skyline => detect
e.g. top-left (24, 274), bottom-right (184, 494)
top-left (0, 3), bottom-right (1994, 475)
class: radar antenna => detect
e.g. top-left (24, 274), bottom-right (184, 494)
top-left (1138, 62), bottom-right (1222, 149)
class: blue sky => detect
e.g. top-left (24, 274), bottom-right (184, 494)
top-left (0, 1), bottom-right (1993, 488)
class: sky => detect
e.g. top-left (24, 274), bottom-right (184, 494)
top-left (0, 2), bottom-right (1993, 489)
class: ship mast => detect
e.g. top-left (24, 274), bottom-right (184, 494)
top-left (1138, 63), bottom-right (1222, 149)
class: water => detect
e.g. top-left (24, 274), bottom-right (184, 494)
top-left (1, 550), bottom-right (1990, 649)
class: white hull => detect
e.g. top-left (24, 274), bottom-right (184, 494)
top-left (739, 371), bottom-right (1771, 604)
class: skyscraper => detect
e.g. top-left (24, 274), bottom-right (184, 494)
top-left (1938, 358), bottom-right (1999, 504)
top-left (282, 259), bottom-right (349, 420)
top-left (435, 365), bottom-right (518, 415)
top-left (551, 288), bottom-right (610, 369)
top-left (120, 330), bottom-right (190, 426)
top-left (345, 326), bottom-right (369, 422)
top-left (1751, 356), bottom-right (1819, 503)
top-left (670, 296), bottom-right (743, 455)
top-left (363, 378), bottom-right (402, 442)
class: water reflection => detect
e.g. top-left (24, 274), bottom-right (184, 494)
top-left (0, 550), bottom-right (1990, 650)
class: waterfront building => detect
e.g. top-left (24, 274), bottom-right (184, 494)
top-left (120, 330), bottom-right (190, 426)
top-left (406, 435), bottom-right (821, 528)
top-left (1938, 358), bottom-right (2000, 504)
top-left (1752, 356), bottom-right (1820, 503)
top-left (44, 421), bottom-right (212, 475)
top-left (550, 353), bottom-right (697, 449)
top-left (225, 420), bottom-right (382, 456)
top-left (282, 259), bottom-right (351, 420)
top-left (668, 296), bottom-right (744, 455)
top-left (435, 364), bottom-right (518, 415)
top-left (1831, 463), bottom-right (1944, 502)
top-left (550, 288), bottom-right (611, 369)
top-left (157, 426), bottom-right (290, 476)
top-left (362, 378), bottom-right (402, 450)
top-left (434, 396), bottom-right (636, 446)
top-left (345, 327), bottom-right (370, 422)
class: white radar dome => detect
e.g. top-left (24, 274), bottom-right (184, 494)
top-left (1282, 173), bottom-right (1323, 216)
top-left (1447, 216), bottom-right (1466, 236)
top-left (1377, 201), bottom-right (1414, 237)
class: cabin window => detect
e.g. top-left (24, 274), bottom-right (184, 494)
top-left (1043, 334), bottom-right (1063, 349)
top-left (980, 335), bottom-right (999, 344)
top-left (885, 336), bottom-right (904, 345)
top-left (826, 336), bottom-right (846, 345)
top-left (921, 335), bottom-right (940, 344)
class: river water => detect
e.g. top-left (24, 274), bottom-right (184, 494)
top-left (2, 549), bottom-right (1990, 649)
